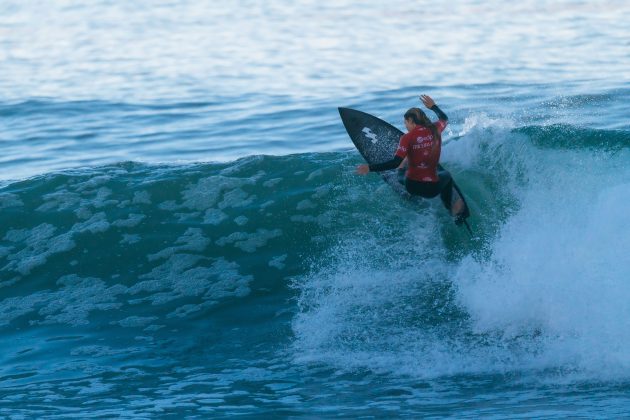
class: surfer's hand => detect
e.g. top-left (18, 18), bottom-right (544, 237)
top-left (356, 164), bottom-right (369, 175)
top-left (420, 95), bottom-right (435, 108)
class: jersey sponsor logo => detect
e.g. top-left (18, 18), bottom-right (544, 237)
top-left (412, 142), bottom-right (432, 150)
top-left (412, 135), bottom-right (433, 150)
top-left (362, 127), bottom-right (378, 144)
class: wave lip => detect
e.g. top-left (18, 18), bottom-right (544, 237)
top-left (515, 124), bottom-right (630, 151)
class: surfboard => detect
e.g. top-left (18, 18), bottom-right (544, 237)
top-left (338, 107), bottom-right (471, 231)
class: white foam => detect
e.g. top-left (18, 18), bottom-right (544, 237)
top-left (456, 174), bottom-right (630, 377)
top-left (263, 178), bottom-right (282, 188)
top-left (0, 275), bottom-right (127, 327)
top-left (0, 291), bottom-right (48, 326)
top-left (112, 316), bottom-right (158, 328)
top-left (168, 301), bottom-right (215, 318)
top-left (215, 229), bottom-right (282, 253)
top-left (120, 234), bottom-right (141, 244)
top-left (128, 253), bottom-right (253, 312)
top-left (290, 211), bottom-right (334, 228)
top-left (112, 213), bottom-right (146, 228)
top-left (269, 254), bottom-right (287, 270)
top-left (37, 275), bottom-right (126, 326)
top-left (181, 175), bottom-right (253, 211)
top-left (0, 193), bottom-right (23, 209)
top-left (296, 199), bottom-right (316, 210)
top-left (4, 224), bottom-right (53, 244)
top-left (312, 184), bottom-right (332, 199)
top-left (132, 190), bottom-right (152, 204)
top-left (203, 209), bottom-right (228, 225)
top-left (442, 113), bottom-right (518, 169)
top-left (174, 212), bottom-right (201, 222)
top-left (291, 210), bottom-right (445, 367)
top-left (159, 200), bottom-right (181, 211)
top-left (218, 188), bottom-right (255, 209)
top-left (71, 212), bottom-right (110, 234)
top-left (144, 324), bottom-right (165, 332)
top-left (147, 228), bottom-right (209, 261)
top-left (74, 206), bottom-right (93, 220)
top-left (37, 190), bottom-right (81, 212)
top-left (74, 175), bottom-right (112, 192)
top-left (259, 200), bottom-right (274, 209)
top-left (0, 276), bottom-right (19, 289)
top-left (90, 187), bottom-right (114, 208)
top-left (306, 169), bottom-right (324, 181)
top-left (2, 224), bottom-right (75, 275)
top-left (129, 254), bottom-right (204, 297)
top-left (0, 245), bottom-right (13, 258)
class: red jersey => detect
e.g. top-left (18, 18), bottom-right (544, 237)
top-left (395, 120), bottom-right (447, 182)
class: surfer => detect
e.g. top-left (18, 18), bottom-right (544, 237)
top-left (356, 95), bottom-right (466, 222)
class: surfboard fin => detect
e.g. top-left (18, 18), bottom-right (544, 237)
top-left (463, 219), bottom-right (473, 236)
top-left (455, 215), bottom-right (473, 236)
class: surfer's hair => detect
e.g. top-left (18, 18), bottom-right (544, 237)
top-left (404, 107), bottom-right (441, 152)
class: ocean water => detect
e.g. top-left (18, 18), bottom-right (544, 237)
top-left (2, 0), bottom-right (630, 417)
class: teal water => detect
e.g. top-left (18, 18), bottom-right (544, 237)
top-left (2, 0), bottom-right (630, 418)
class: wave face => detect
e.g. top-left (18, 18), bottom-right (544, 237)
top-left (1, 120), bottom-right (629, 417)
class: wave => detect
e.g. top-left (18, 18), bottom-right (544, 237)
top-left (1, 120), bottom-right (629, 383)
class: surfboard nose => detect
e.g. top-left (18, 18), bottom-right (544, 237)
top-left (338, 107), bottom-right (363, 123)
top-left (338, 107), bottom-right (351, 117)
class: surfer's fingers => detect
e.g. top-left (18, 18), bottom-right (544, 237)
top-left (420, 95), bottom-right (434, 107)
top-left (356, 164), bottom-right (369, 175)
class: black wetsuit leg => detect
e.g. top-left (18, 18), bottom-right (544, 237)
top-left (405, 173), bottom-right (455, 213)
top-left (436, 171), bottom-right (454, 212)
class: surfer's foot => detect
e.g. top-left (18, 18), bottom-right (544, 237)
top-left (454, 215), bottom-right (465, 226)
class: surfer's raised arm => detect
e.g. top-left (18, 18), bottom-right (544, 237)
top-left (421, 94), bottom-right (448, 122)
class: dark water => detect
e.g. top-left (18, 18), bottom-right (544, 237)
top-left (2, 0), bottom-right (630, 417)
